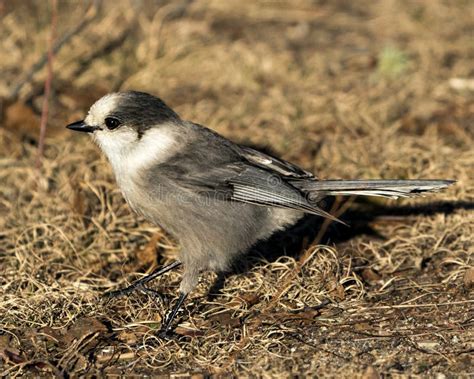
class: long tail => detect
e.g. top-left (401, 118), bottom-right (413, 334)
top-left (291, 179), bottom-right (455, 199)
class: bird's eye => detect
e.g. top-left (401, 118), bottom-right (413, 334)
top-left (104, 117), bottom-right (121, 130)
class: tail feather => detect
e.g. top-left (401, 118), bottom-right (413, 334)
top-left (292, 179), bottom-right (455, 199)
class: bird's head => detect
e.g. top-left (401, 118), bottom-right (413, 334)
top-left (66, 91), bottom-right (181, 167)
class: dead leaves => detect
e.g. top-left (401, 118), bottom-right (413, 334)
top-left (0, 333), bottom-right (23, 364)
top-left (0, 318), bottom-right (112, 375)
top-left (463, 267), bottom-right (474, 290)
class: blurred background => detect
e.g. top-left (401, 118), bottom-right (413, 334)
top-left (0, 0), bottom-right (472, 376)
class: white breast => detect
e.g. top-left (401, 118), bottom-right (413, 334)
top-left (93, 125), bottom-right (179, 214)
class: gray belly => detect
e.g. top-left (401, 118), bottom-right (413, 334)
top-left (120, 179), bottom-right (303, 272)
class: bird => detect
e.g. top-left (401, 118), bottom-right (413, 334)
top-left (66, 91), bottom-right (454, 336)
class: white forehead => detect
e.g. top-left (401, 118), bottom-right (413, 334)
top-left (85, 93), bottom-right (120, 126)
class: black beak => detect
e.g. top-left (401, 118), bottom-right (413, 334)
top-left (66, 120), bottom-right (98, 133)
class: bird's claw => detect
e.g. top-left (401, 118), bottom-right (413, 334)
top-left (158, 329), bottom-right (172, 340)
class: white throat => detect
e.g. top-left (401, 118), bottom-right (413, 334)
top-left (94, 125), bottom-right (178, 184)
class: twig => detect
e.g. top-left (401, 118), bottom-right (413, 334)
top-left (36, 0), bottom-right (58, 168)
top-left (9, 0), bottom-right (100, 102)
top-left (358, 300), bottom-right (474, 310)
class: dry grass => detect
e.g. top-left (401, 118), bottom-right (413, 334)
top-left (0, 0), bottom-right (473, 376)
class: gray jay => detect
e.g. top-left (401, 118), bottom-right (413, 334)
top-left (66, 91), bottom-right (454, 336)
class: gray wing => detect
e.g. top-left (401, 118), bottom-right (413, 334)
top-left (156, 133), bottom-right (340, 222)
top-left (229, 166), bottom-right (340, 222)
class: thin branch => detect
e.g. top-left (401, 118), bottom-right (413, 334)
top-left (358, 299), bottom-right (474, 310)
top-left (36, 0), bottom-right (57, 167)
top-left (9, 0), bottom-right (100, 102)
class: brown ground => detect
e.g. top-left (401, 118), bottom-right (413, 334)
top-left (0, 0), bottom-right (473, 377)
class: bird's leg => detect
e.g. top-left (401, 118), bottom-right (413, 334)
top-left (159, 292), bottom-right (188, 338)
top-left (158, 264), bottom-right (199, 337)
top-left (104, 260), bottom-right (182, 298)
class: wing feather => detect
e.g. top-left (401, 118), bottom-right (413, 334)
top-left (237, 145), bottom-right (315, 179)
top-left (230, 168), bottom-right (344, 223)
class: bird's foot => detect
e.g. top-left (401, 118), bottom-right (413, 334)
top-left (103, 261), bottom-right (182, 299)
top-left (103, 283), bottom-right (164, 303)
top-left (103, 282), bottom-right (140, 299)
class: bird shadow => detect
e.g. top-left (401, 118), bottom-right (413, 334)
top-left (207, 198), bottom-right (473, 299)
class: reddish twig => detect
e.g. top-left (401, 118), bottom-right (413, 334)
top-left (36, 0), bottom-right (58, 168)
top-left (9, 1), bottom-right (100, 102)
